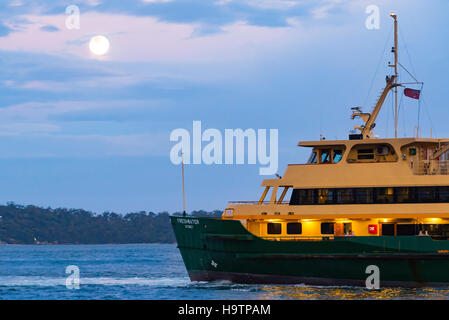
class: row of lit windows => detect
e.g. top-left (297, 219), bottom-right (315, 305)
top-left (267, 222), bottom-right (334, 235)
top-left (289, 187), bottom-right (449, 205)
top-left (267, 222), bottom-right (449, 238)
top-left (381, 224), bottom-right (449, 237)
top-left (267, 222), bottom-right (301, 235)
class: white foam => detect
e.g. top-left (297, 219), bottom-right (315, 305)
top-left (0, 276), bottom-right (190, 287)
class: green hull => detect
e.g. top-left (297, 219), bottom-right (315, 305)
top-left (171, 216), bottom-right (449, 287)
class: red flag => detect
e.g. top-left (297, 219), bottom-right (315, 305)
top-left (404, 88), bottom-right (421, 100)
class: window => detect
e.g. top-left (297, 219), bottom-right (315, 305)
top-left (307, 148), bottom-right (345, 164)
top-left (440, 187), bottom-right (449, 202)
top-left (289, 187), bottom-right (449, 205)
top-left (344, 223), bottom-right (352, 234)
top-left (381, 224), bottom-right (395, 236)
top-left (417, 187), bottom-right (435, 202)
top-left (396, 187), bottom-right (412, 203)
top-left (308, 152), bottom-right (317, 164)
top-left (397, 224), bottom-right (418, 236)
top-left (318, 189), bottom-right (334, 204)
top-left (287, 223), bottom-right (302, 234)
top-left (321, 150), bottom-right (330, 163)
top-left (321, 223), bottom-right (334, 235)
top-left (357, 148), bottom-right (374, 160)
top-left (333, 150), bottom-right (343, 163)
top-left (375, 188), bottom-right (394, 203)
top-left (354, 188), bottom-right (373, 204)
top-left (336, 189), bottom-right (353, 204)
top-left (421, 224), bottom-right (449, 239)
top-left (348, 144), bottom-right (397, 163)
top-left (267, 223), bottom-right (282, 234)
top-left (290, 189), bottom-right (315, 205)
top-left (376, 146), bottom-right (389, 156)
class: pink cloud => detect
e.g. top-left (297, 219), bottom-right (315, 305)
top-left (0, 12), bottom-right (298, 63)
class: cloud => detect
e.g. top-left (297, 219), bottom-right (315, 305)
top-left (0, 0), bottom-right (374, 62)
top-left (142, 0), bottom-right (173, 3)
top-left (83, 0), bottom-right (102, 6)
top-left (8, 0), bottom-right (24, 7)
top-left (0, 13), bottom-right (299, 63)
top-left (243, 0), bottom-right (299, 10)
top-left (0, 22), bottom-right (12, 37)
top-left (0, 99), bottom-right (163, 125)
top-left (0, 97), bottom-right (173, 158)
top-left (0, 123), bottom-right (60, 135)
top-left (0, 132), bottom-right (170, 158)
top-left (0, 50), bottom-right (127, 96)
top-left (40, 24), bottom-right (59, 32)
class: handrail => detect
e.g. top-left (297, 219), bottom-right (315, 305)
top-left (413, 160), bottom-right (449, 175)
top-left (261, 236), bottom-right (334, 241)
top-left (228, 201), bottom-right (290, 205)
top-left (433, 144), bottom-right (449, 160)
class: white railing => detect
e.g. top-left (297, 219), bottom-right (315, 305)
top-left (413, 160), bottom-right (449, 175)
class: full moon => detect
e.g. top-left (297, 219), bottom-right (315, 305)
top-left (89, 35), bottom-right (110, 56)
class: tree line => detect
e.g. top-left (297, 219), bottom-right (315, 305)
top-left (0, 202), bottom-right (222, 244)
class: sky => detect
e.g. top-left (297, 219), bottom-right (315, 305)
top-left (0, 0), bottom-right (448, 214)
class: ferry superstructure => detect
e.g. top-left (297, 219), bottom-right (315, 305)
top-left (171, 13), bottom-right (449, 287)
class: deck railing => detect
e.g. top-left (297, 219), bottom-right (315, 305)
top-left (228, 201), bottom-right (290, 205)
top-left (413, 160), bottom-right (449, 175)
top-left (261, 236), bottom-right (334, 241)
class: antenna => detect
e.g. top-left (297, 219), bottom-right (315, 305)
top-left (181, 153), bottom-right (186, 216)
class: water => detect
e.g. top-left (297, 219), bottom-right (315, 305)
top-left (1, 244), bottom-right (449, 300)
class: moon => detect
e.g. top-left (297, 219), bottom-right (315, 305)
top-left (89, 35), bottom-right (110, 56)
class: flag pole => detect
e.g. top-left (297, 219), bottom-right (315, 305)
top-left (182, 152), bottom-right (186, 216)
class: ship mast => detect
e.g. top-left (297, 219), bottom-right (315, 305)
top-left (391, 12), bottom-right (398, 138)
top-left (351, 12), bottom-right (400, 140)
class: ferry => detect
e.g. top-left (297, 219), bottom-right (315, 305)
top-left (170, 13), bottom-right (449, 287)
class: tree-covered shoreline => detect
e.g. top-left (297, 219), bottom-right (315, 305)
top-left (0, 203), bottom-right (222, 245)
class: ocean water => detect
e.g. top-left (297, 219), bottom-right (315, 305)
top-left (1, 243), bottom-right (449, 300)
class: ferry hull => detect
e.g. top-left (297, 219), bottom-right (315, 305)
top-left (171, 216), bottom-right (449, 287)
